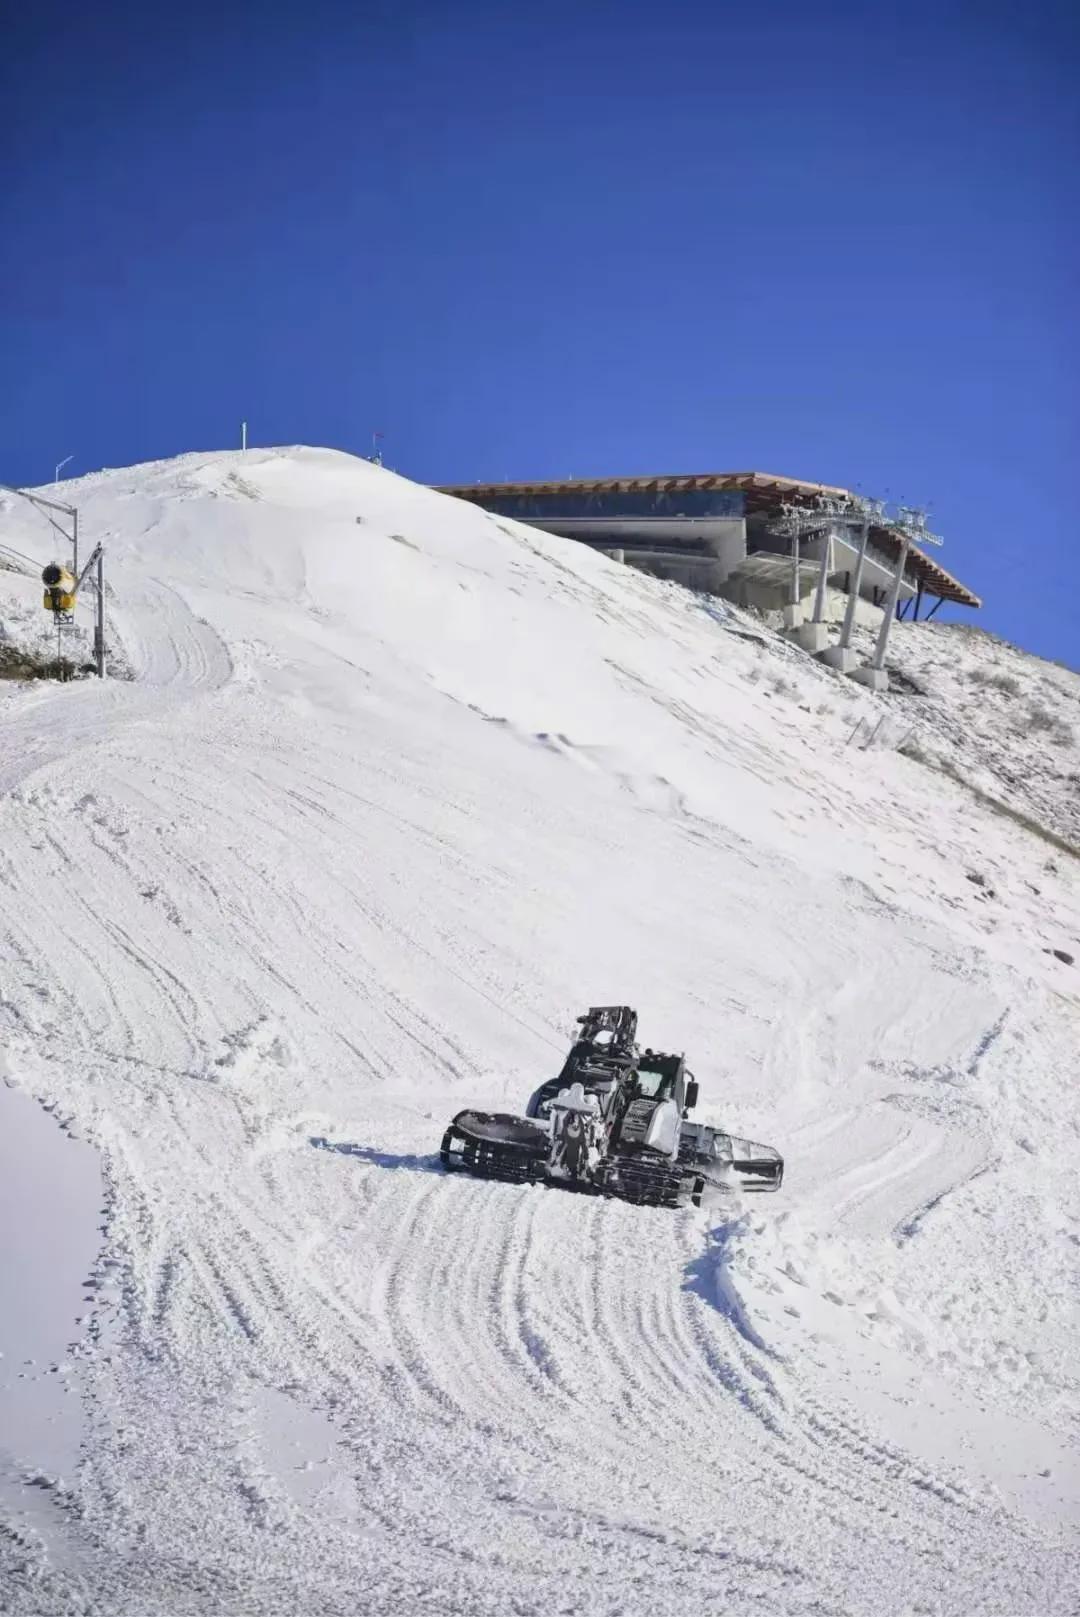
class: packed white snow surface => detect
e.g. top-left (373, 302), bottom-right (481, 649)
top-left (0, 446), bottom-right (1078, 1617)
top-left (0, 1074), bottom-right (102, 1559)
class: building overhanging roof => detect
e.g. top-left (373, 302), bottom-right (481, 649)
top-left (437, 471), bottom-right (981, 608)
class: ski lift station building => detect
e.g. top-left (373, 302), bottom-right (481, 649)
top-left (438, 471), bottom-right (981, 625)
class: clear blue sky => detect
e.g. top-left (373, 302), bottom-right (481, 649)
top-left (3, 0), bottom-right (1076, 663)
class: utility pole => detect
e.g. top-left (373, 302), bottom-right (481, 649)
top-left (0, 480), bottom-right (78, 576)
top-left (55, 455), bottom-right (72, 484)
top-left (241, 421), bottom-right (247, 452)
top-left (94, 549), bottom-right (106, 679)
top-left (40, 541), bottom-right (108, 679)
top-left (72, 543), bottom-right (107, 678)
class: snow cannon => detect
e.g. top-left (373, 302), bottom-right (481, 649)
top-left (42, 562), bottom-right (77, 615)
top-left (440, 1005), bottom-right (783, 1208)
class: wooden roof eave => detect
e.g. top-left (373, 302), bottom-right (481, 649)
top-left (433, 477), bottom-right (981, 606)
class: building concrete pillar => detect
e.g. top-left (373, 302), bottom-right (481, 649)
top-left (870, 534), bottom-right (910, 669)
top-left (850, 533), bottom-right (909, 688)
top-left (794, 620), bottom-right (830, 653)
top-left (837, 520), bottom-right (870, 650)
top-left (811, 530), bottom-right (834, 624)
top-left (789, 528), bottom-right (834, 651)
top-left (819, 520), bottom-right (869, 671)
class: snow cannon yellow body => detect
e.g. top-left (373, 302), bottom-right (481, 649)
top-left (42, 563), bottom-right (77, 615)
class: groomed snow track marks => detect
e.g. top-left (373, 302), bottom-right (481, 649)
top-left (0, 571), bottom-right (232, 806)
top-left (297, 1170), bottom-right (819, 1612)
top-left (64, 1112), bottom-right (1058, 1615)
top-left (158, 1155), bottom-right (1043, 1616)
top-left (114, 578), bottom-right (233, 692)
top-left (2, 449), bottom-right (1077, 1614)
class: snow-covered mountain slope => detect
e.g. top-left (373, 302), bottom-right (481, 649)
top-left (0, 447), bottom-right (1077, 1617)
top-left (846, 615), bottom-right (1079, 850)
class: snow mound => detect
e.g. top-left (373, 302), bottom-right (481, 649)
top-left (0, 447), bottom-right (1077, 1616)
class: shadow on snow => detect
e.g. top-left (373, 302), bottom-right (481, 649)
top-left (682, 1216), bottom-right (777, 1359)
top-left (308, 1136), bottom-right (443, 1174)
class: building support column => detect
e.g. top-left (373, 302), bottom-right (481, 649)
top-left (851, 534), bottom-right (910, 691)
top-left (781, 528), bottom-right (804, 629)
top-left (812, 530), bottom-right (833, 623)
top-left (793, 529), bottom-right (833, 653)
top-left (820, 520), bottom-right (869, 671)
top-left (870, 535), bottom-right (909, 669)
top-left (838, 520), bottom-right (869, 649)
